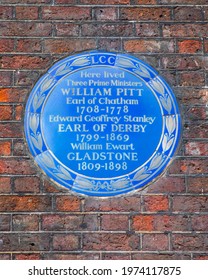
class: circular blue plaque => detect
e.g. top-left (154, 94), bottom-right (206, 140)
top-left (24, 51), bottom-right (181, 197)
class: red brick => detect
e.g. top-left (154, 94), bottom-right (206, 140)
top-left (161, 0), bottom-right (208, 3)
top-left (55, 196), bottom-right (82, 211)
top-left (0, 123), bottom-right (23, 138)
top-left (161, 56), bottom-right (203, 70)
top-left (83, 233), bottom-right (139, 251)
top-left (132, 215), bottom-right (154, 231)
top-left (0, 141), bottom-right (11, 156)
top-left (42, 7), bottom-right (91, 20)
top-left (124, 39), bottom-right (174, 53)
top-left (0, 177), bottom-right (11, 193)
top-left (43, 179), bottom-right (61, 193)
top-left (0, 233), bottom-right (50, 251)
top-left (43, 253), bottom-right (100, 260)
top-left (147, 177), bottom-right (186, 193)
top-left (0, 39), bottom-right (14, 52)
top-left (13, 140), bottom-right (27, 156)
top-left (136, 23), bottom-right (160, 37)
top-left (55, 0), bottom-right (76, 3)
top-left (16, 39), bottom-right (42, 53)
top-left (98, 39), bottom-right (122, 51)
top-left (185, 106), bottom-right (206, 121)
top-left (16, 6), bottom-right (39, 20)
top-left (82, 23), bottom-right (133, 37)
top-left (169, 159), bottom-right (208, 175)
top-left (0, 215), bottom-right (10, 231)
top-left (0, 105), bottom-right (12, 121)
top-left (178, 40), bottom-right (202, 54)
top-left (55, 23), bottom-right (79, 37)
top-left (53, 234), bottom-right (80, 251)
top-left (178, 88), bottom-right (207, 106)
top-left (14, 105), bottom-right (23, 121)
top-left (205, 40), bottom-right (208, 53)
top-left (12, 215), bottom-right (39, 231)
top-left (44, 39), bottom-right (96, 54)
top-left (80, 0), bottom-right (130, 3)
top-left (0, 88), bottom-right (27, 103)
top-left (187, 177), bottom-right (208, 194)
top-left (142, 234), bottom-right (169, 251)
top-left (0, 159), bottom-right (36, 175)
top-left (163, 24), bottom-right (208, 37)
top-left (132, 253), bottom-right (191, 260)
top-left (84, 197), bottom-right (141, 212)
top-left (0, 55), bottom-right (51, 70)
top-left (102, 253), bottom-right (131, 260)
top-left (1, 0), bottom-right (51, 3)
top-left (193, 254), bottom-right (208, 260)
top-left (172, 196), bottom-right (208, 212)
top-left (0, 72), bottom-right (12, 86)
top-left (101, 214), bottom-right (129, 231)
top-left (172, 234), bottom-right (208, 251)
top-left (185, 142), bottom-right (208, 156)
top-left (0, 22), bottom-right (52, 37)
top-left (121, 7), bottom-right (171, 21)
top-left (94, 7), bottom-right (117, 21)
top-left (183, 123), bottom-right (208, 139)
top-left (42, 214), bottom-right (98, 231)
top-left (14, 177), bottom-right (40, 193)
top-left (0, 6), bottom-right (13, 19)
top-left (14, 254), bottom-right (41, 260)
top-left (0, 254), bottom-right (10, 260)
top-left (174, 7), bottom-right (203, 21)
top-left (143, 195), bottom-right (169, 212)
top-left (0, 196), bottom-right (51, 212)
top-left (15, 71), bottom-right (40, 87)
top-left (191, 215), bottom-right (208, 231)
top-left (134, 0), bottom-right (156, 3)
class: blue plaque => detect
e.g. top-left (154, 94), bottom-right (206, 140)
top-left (24, 51), bottom-right (181, 197)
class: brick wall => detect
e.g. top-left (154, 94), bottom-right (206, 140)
top-left (0, 0), bottom-right (208, 260)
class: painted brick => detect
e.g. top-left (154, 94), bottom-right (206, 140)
top-left (120, 8), bottom-right (171, 21)
top-left (14, 177), bottom-right (40, 193)
top-left (55, 196), bottom-right (82, 211)
top-left (42, 7), bottom-right (91, 20)
top-left (83, 233), bottom-right (140, 251)
top-left (101, 214), bottom-right (129, 231)
top-left (143, 195), bottom-right (169, 212)
top-left (42, 214), bottom-right (98, 231)
top-left (84, 197), bottom-right (141, 212)
top-left (53, 234), bottom-right (80, 251)
top-left (12, 215), bottom-right (39, 231)
top-left (0, 141), bottom-right (11, 156)
top-left (0, 196), bottom-right (52, 212)
top-left (142, 233), bottom-right (169, 251)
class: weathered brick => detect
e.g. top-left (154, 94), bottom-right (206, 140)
top-left (0, 39), bottom-right (14, 53)
top-left (187, 177), bottom-right (208, 194)
top-left (161, 56), bottom-right (204, 70)
top-left (13, 140), bottom-right (27, 156)
top-left (0, 159), bottom-right (36, 175)
top-left (80, 0), bottom-right (130, 3)
top-left (0, 196), bottom-right (51, 212)
top-left (185, 142), bottom-right (208, 156)
top-left (14, 254), bottom-right (41, 260)
top-left (183, 123), bottom-right (208, 139)
top-left (42, 7), bottom-right (91, 20)
top-left (169, 159), bottom-right (208, 175)
top-left (84, 196), bottom-right (141, 212)
top-left (172, 234), bottom-right (208, 251)
top-left (0, 233), bottom-right (50, 251)
top-left (124, 39), bottom-right (174, 53)
top-left (55, 23), bottom-right (79, 37)
top-left (136, 23), bottom-right (160, 37)
top-left (178, 88), bottom-right (207, 106)
top-left (0, 215), bottom-right (10, 231)
top-left (14, 105), bottom-right (23, 121)
top-left (0, 254), bottom-right (10, 260)
top-left (14, 177), bottom-right (40, 193)
top-left (102, 253), bottom-right (131, 260)
top-left (53, 234), bottom-right (80, 251)
top-left (0, 88), bottom-right (28, 103)
top-left (101, 214), bottom-right (129, 231)
top-left (42, 214), bottom-right (98, 231)
top-left (191, 215), bottom-right (208, 231)
top-left (178, 40), bottom-right (202, 54)
top-left (143, 195), bottom-right (169, 212)
top-left (83, 233), bottom-right (139, 251)
top-left (172, 196), bottom-right (208, 212)
top-left (0, 72), bottom-right (12, 86)
top-left (0, 105), bottom-right (13, 121)
top-left (82, 23), bottom-right (133, 37)
top-left (121, 7), bottom-right (171, 21)
top-left (142, 233), bottom-right (169, 251)
top-left (134, 0), bottom-right (156, 3)
top-left (94, 7), bottom-right (117, 21)
top-left (0, 0), bottom-right (51, 3)
top-left (0, 123), bottom-right (23, 138)
top-left (132, 253), bottom-right (191, 260)
top-left (12, 215), bottom-right (39, 231)
top-left (185, 106), bottom-right (207, 121)
top-left (55, 196), bottom-right (82, 211)
top-left (0, 6), bottom-right (13, 19)
top-left (44, 39), bottom-right (96, 54)
top-left (15, 71), bottom-right (40, 86)
top-left (0, 177), bottom-right (11, 193)
top-left (43, 253), bottom-right (100, 260)
top-left (16, 6), bottom-right (39, 20)
top-left (193, 254), bottom-right (208, 260)
top-left (16, 39), bottom-right (42, 53)
top-left (163, 24), bottom-right (208, 37)
top-left (147, 177), bottom-right (186, 194)
top-left (179, 72), bottom-right (205, 86)
top-left (174, 7), bottom-right (203, 21)
top-left (0, 22), bottom-right (52, 37)
top-left (0, 141), bottom-right (11, 156)
top-left (0, 55), bottom-right (51, 70)
top-left (98, 38), bottom-right (122, 51)
top-left (161, 0), bottom-right (208, 3)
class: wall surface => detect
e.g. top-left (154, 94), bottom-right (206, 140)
top-left (0, 0), bottom-right (208, 260)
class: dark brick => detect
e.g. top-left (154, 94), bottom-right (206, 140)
top-left (101, 214), bottom-right (129, 231)
top-left (187, 177), bottom-right (208, 194)
top-left (172, 234), bottom-right (208, 251)
top-left (142, 233), bottom-right (169, 251)
top-left (0, 215), bottom-right (10, 231)
top-left (172, 196), bottom-right (208, 213)
top-left (12, 215), bottom-right (39, 231)
top-left (53, 234), bottom-right (80, 251)
top-left (14, 177), bottom-right (40, 193)
top-left (132, 253), bottom-right (191, 260)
